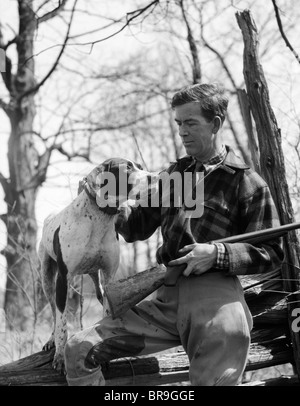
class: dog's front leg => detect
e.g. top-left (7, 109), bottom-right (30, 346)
top-left (52, 226), bottom-right (69, 374)
top-left (39, 243), bottom-right (57, 352)
top-left (52, 267), bottom-right (69, 374)
top-left (53, 298), bottom-right (68, 374)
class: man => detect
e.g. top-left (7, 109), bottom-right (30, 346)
top-left (64, 83), bottom-right (284, 386)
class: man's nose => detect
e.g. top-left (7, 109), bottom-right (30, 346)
top-left (179, 125), bottom-right (188, 137)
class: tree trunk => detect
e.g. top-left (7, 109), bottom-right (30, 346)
top-left (2, 1), bottom-right (45, 328)
top-left (236, 9), bottom-right (300, 378)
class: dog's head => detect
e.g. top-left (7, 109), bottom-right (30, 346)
top-left (83, 158), bottom-right (158, 215)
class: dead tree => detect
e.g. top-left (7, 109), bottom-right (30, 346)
top-left (236, 9), bottom-right (300, 378)
top-left (0, 0), bottom-right (77, 328)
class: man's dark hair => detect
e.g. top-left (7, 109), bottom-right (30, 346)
top-left (171, 83), bottom-right (229, 124)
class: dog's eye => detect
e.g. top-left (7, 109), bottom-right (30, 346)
top-left (131, 161), bottom-right (143, 170)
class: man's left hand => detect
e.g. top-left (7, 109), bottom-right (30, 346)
top-left (167, 243), bottom-right (217, 277)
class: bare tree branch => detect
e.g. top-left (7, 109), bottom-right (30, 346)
top-left (37, 0), bottom-right (69, 24)
top-left (178, 0), bottom-right (201, 84)
top-left (15, 146), bottom-right (54, 192)
top-left (34, 148), bottom-right (53, 186)
top-left (130, 130), bottom-right (149, 171)
top-left (76, 0), bottom-right (159, 50)
top-left (35, 0), bottom-right (51, 15)
top-left (271, 0), bottom-right (300, 65)
top-left (7, 0), bottom-right (161, 123)
top-left (202, 37), bottom-right (239, 90)
top-left (18, 0), bottom-right (78, 101)
top-left (54, 143), bottom-right (90, 161)
top-left (68, 16), bottom-right (123, 40)
top-left (29, 0), bottom-right (160, 59)
top-left (44, 108), bottom-right (169, 141)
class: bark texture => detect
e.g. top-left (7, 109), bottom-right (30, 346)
top-left (236, 9), bottom-right (300, 378)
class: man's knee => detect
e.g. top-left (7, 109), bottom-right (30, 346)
top-left (188, 325), bottom-right (250, 386)
top-left (189, 334), bottom-right (250, 386)
top-left (190, 366), bottom-right (245, 386)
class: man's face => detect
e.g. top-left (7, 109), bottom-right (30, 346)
top-left (174, 102), bottom-right (219, 162)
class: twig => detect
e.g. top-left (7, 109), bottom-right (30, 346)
top-left (26, 1), bottom-right (160, 60)
top-left (19, 0), bottom-right (78, 101)
top-left (271, 0), bottom-right (300, 65)
top-left (37, 0), bottom-right (69, 24)
top-left (130, 131), bottom-right (148, 171)
top-left (178, 0), bottom-right (201, 83)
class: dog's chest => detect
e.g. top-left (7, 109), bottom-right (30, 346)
top-left (61, 205), bottom-right (119, 271)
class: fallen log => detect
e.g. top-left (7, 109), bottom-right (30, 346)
top-left (0, 265), bottom-right (294, 387)
top-left (0, 332), bottom-right (295, 386)
top-left (240, 375), bottom-right (300, 386)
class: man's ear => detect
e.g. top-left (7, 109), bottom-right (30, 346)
top-left (212, 116), bottom-right (222, 134)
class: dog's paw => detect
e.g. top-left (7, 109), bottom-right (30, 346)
top-left (52, 353), bottom-right (66, 375)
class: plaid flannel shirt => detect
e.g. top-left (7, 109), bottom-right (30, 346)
top-left (116, 146), bottom-right (284, 276)
top-left (194, 146), bottom-right (229, 269)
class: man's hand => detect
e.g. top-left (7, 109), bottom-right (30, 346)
top-left (167, 243), bottom-right (217, 277)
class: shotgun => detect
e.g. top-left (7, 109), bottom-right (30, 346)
top-left (105, 222), bottom-right (300, 319)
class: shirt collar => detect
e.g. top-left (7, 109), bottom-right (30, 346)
top-left (201, 144), bottom-right (227, 166)
top-left (181, 145), bottom-right (250, 173)
top-left (222, 145), bottom-right (250, 172)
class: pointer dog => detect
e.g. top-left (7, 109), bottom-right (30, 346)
top-left (38, 158), bottom-right (154, 373)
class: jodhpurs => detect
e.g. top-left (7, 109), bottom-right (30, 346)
top-left (64, 272), bottom-right (253, 386)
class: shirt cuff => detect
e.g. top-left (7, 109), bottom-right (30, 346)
top-left (213, 242), bottom-right (229, 270)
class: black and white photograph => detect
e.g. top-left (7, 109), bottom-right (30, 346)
top-left (0, 0), bottom-right (300, 390)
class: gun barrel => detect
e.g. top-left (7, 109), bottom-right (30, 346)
top-left (164, 221), bottom-right (300, 286)
top-left (213, 221), bottom-right (300, 245)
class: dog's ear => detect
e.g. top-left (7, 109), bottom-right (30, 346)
top-left (85, 165), bottom-right (104, 190)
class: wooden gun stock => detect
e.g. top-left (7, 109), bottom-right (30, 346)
top-left (105, 222), bottom-right (300, 319)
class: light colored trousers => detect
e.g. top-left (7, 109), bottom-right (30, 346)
top-left (64, 272), bottom-right (253, 386)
